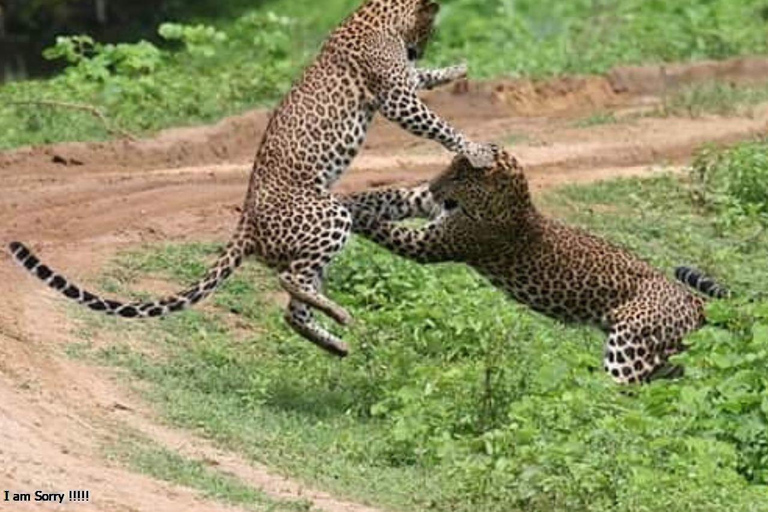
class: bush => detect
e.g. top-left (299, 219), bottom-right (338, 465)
top-left (676, 300), bottom-right (768, 484)
top-left (429, 0), bottom-right (768, 77)
top-left (0, 13), bottom-right (298, 149)
top-left (691, 140), bottom-right (768, 227)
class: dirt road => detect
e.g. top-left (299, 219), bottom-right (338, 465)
top-left (1, 58), bottom-right (767, 511)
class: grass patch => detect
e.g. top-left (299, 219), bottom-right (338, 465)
top-left (662, 81), bottom-right (768, 117)
top-left (502, 133), bottom-right (531, 146)
top-left (3, 0), bottom-right (768, 148)
top-left (106, 435), bottom-right (312, 511)
top-left (571, 111), bottom-right (620, 128)
top-left (571, 81), bottom-right (768, 130)
top-left (70, 149), bottom-right (768, 512)
top-left (547, 173), bottom-right (768, 293)
top-left (688, 139), bottom-right (768, 228)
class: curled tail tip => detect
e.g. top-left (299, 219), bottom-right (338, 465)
top-left (8, 241), bottom-right (27, 258)
top-left (675, 265), bottom-right (730, 299)
top-left (674, 266), bottom-right (693, 281)
top-left (10, 239), bottom-right (240, 319)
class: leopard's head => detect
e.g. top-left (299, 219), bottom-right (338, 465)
top-left (429, 148), bottom-right (532, 227)
top-left (403, 0), bottom-right (440, 60)
top-left (354, 0), bottom-right (440, 60)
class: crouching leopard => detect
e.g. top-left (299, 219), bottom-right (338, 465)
top-left (7, 0), bottom-right (494, 357)
top-left (342, 149), bottom-right (730, 383)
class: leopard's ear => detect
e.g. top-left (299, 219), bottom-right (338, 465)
top-left (424, 0), bottom-right (440, 16)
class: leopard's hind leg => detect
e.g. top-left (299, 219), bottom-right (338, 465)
top-left (603, 321), bottom-right (673, 385)
top-left (603, 287), bottom-right (705, 384)
top-left (281, 266), bottom-right (349, 357)
top-left (279, 263), bottom-right (351, 326)
top-left (278, 199), bottom-right (353, 356)
top-left (285, 297), bottom-right (349, 357)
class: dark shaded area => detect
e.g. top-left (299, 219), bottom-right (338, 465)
top-left (0, 0), bottom-right (264, 82)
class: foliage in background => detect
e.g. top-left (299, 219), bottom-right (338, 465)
top-left (73, 141), bottom-right (768, 512)
top-left (0, 12), bottom-right (296, 148)
top-left (3, 0), bottom-right (768, 148)
top-left (1, 0), bottom-right (264, 82)
top-left (663, 82), bottom-right (768, 118)
top-left (430, 0), bottom-right (768, 77)
top-left (690, 139), bottom-right (768, 229)
top-left (3, 0), bottom-right (266, 44)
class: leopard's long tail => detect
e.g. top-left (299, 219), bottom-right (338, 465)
top-left (7, 230), bottom-right (253, 319)
top-left (675, 266), bottom-right (731, 299)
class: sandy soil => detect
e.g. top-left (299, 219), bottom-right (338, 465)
top-left (1, 56), bottom-right (767, 511)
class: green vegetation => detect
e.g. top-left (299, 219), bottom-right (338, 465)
top-left (571, 81), bottom-right (768, 129)
top-left (3, 0), bottom-right (768, 149)
top-left (571, 111), bottom-right (620, 128)
top-left (106, 435), bottom-right (312, 511)
top-left (689, 139), bottom-right (768, 228)
top-left (0, 13), bottom-right (298, 149)
top-left (663, 81), bottom-right (768, 118)
top-left (430, 0), bottom-right (768, 77)
top-left (69, 139), bottom-right (768, 512)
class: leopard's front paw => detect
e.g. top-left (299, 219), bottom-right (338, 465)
top-left (464, 142), bottom-right (498, 169)
top-left (448, 63), bottom-right (468, 82)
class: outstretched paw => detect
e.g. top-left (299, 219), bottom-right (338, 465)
top-left (464, 142), bottom-right (497, 168)
top-left (447, 62), bottom-right (468, 82)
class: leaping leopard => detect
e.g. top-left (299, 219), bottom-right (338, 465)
top-left (8, 0), bottom-right (494, 357)
top-left (342, 148), bottom-right (730, 383)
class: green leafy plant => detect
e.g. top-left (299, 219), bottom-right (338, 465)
top-left (690, 140), bottom-right (768, 227)
top-left (0, 13), bottom-right (299, 148)
top-left (158, 23), bottom-right (228, 57)
top-left (663, 81), bottom-right (768, 118)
